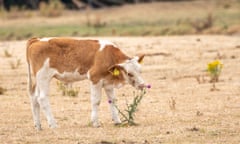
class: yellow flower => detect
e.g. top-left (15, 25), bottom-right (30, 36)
top-left (207, 60), bottom-right (223, 76)
top-left (113, 68), bottom-right (120, 76)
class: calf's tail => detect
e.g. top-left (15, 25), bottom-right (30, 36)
top-left (26, 38), bottom-right (39, 96)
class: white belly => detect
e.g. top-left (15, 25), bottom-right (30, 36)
top-left (54, 69), bottom-right (87, 83)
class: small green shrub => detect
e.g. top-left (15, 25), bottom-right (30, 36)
top-left (191, 13), bottom-right (213, 33)
top-left (9, 59), bottom-right (21, 69)
top-left (39, 0), bottom-right (64, 17)
top-left (56, 81), bottom-right (79, 97)
top-left (4, 49), bottom-right (12, 57)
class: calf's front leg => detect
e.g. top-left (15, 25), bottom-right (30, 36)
top-left (90, 82), bottom-right (102, 127)
top-left (104, 87), bottom-right (121, 125)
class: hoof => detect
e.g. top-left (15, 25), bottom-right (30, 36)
top-left (49, 123), bottom-right (57, 129)
top-left (113, 118), bottom-right (121, 125)
top-left (91, 121), bottom-right (101, 128)
top-left (35, 124), bottom-right (42, 131)
top-left (93, 123), bottom-right (101, 128)
top-left (114, 122), bottom-right (122, 126)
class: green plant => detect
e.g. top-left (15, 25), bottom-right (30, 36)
top-left (191, 13), bottom-right (213, 33)
top-left (4, 49), bottom-right (12, 57)
top-left (207, 60), bottom-right (223, 91)
top-left (114, 86), bottom-right (150, 126)
top-left (39, 0), bottom-right (64, 17)
top-left (3, 5), bottom-right (32, 19)
top-left (9, 59), bottom-right (21, 69)
top-left (56, 81), bottom-right (79, 97)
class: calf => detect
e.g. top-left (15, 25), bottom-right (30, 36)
top-left (26, 37), bottom-right (146, 130)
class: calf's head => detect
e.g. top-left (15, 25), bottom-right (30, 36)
top-left (108, 54), bottom-right (146, 90)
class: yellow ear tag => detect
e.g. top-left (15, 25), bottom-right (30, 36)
top-left (139, 59), bottom-right (143, 64)
top-left (113, 68), bottom-right (120, 76)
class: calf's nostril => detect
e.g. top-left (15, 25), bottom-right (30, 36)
top-left (138, 84), bottom-right (145, 89)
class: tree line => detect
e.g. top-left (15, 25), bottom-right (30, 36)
top-left (0, 0), bottom-right (191, 11)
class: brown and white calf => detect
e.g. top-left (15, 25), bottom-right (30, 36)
top-left (26, 37), bottom-right (146, 130)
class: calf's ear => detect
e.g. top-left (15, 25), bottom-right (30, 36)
top-left (108, 65), bottom-right (123, 76)
top-left (138, 54), bottom-right (145, 64)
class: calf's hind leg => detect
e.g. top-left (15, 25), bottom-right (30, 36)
top-left (35, 58), bottom-right (57, 128)
top-left (36, 75), bottom-right (57, 128)
top-left (29, 86), bottom-right (41, 130)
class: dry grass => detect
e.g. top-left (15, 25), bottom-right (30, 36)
top-left (0, 36), bottom-right (240, 143)
top-left (0, 86), bottom-right (6, 94)
top-left (3, 49), bottom-right (12, 58)
top-left (9, 59), bottom-right (21, 69)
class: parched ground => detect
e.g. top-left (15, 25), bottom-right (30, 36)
top-left (0, 36), bottom-right (240, 144)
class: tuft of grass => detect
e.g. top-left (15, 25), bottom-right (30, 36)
top-left (169, 97), bottom-right (176, 111)
top-left (4, 49), bottom-right (12, 57)
top-left (0, 86), bottom-right (6, 95)
top-left (39, 0), bottom-right (64, 17)
top-left (190, 13), bottom-right (213, 33)
top-left (56, 81), bottom-right (79, 97)
top-left (9, 59), bottom-right (21, 69)
top-left (0, 5), bottom-right (33, 19)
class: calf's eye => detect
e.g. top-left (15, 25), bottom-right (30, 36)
top-left (127, 73), bottom-right (134, 77)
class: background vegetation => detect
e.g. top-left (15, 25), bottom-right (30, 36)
top-left (0, 0), bottom-right (239, 40)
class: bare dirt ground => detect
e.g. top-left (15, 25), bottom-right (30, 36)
top-left (0, 36), bottom-right (240, 144)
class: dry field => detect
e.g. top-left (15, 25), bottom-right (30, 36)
top-left (0, 36), bottom-right (240, 144)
